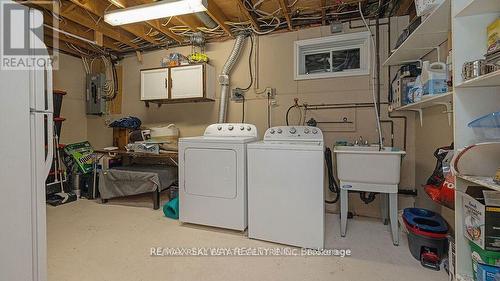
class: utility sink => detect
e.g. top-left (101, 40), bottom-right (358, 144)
top-left (333, 145), bottom-right (406, 189)
top-left (333, 145), bottom-right (406, 245)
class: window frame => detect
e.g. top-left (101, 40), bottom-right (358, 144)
top-left (294, 31), bottom-right (371, 80)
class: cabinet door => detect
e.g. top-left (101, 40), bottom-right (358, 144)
top-left (170, 65), bottom-right (204, 99)
top-left (141, 68), bottom-right (169, 100)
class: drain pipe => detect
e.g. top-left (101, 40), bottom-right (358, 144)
top-left (218, 34), bottom-right (247, 123)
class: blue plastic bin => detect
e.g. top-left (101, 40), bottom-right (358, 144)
top-left (477, 263), bottom-right (500, 281)
top-left (468, 112), bottom-right (500, 141)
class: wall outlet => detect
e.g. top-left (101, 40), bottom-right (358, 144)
top-left (231, 87), bottom-right (245, 102)
top-left (263, 87), bottom-right (276, 98)
top-left (330, 21), bottom-right (343, 33)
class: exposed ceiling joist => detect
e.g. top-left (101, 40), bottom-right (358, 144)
top-left (44, 26), bottom-right (120, 53)
top-left (107, 0), bottom-right (184, 43)
top-left (24, 0), bottom-right (415, 56)
top-left (45, 35), bottom-right (89, 57)
top-left (40, 12), bottom-right (121, 52)
top-left (66, 0), bottom-right (159, 45)
top-left (277, 0), bottom-right (292, 30)
top-left (44, 28), bottom-right (91, 52)
top-left (236, 0), bottom-right (260, 31)
top-left (28, 1), bottom-right (140, 50)
top-left (205, 0), bottom-right (232, 36)
top-left (396, 0), bottom-right (414, 16)
top-left (175, 14), bottom-right (205, 32)
top-left (321, 0), bottom-right (327, 25)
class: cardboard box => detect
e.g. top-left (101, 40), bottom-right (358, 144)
top-left (487, 18), bottom-right (500, 54)
top-left (113, 128), bottom-right (132, 150)
top-left (463, 186), bottom-right (500, 251)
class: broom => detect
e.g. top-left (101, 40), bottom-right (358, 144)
top-left (53, 124), bottom-right (77, 205)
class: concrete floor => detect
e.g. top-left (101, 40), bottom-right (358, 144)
top-left (47, 198), bottom-right (447, 281)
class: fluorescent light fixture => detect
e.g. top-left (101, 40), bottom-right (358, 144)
top-left (104, 0), bottom-right (207, 26)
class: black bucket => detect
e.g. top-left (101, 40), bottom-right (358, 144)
top-left (407, 228), bottom-right (448, 270)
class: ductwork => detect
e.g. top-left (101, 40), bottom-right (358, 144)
top-left (218, 34), bottom-right (247, 123)
top-left (195, 12), bottom-right (218, 29)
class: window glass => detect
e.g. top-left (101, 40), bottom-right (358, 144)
top-left (331, 48), bottom-right (360, 72)
top-left (304, 52), bottom-right (331, 74)
top-left (294, 32), bottom-right (370, 80)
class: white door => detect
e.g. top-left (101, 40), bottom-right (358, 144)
top-left (184, 148), bottom-right (237, 198)
top-left (170, 65), bottom-right (204, 99)
top-left (140, 68), bottom-right (169, 100)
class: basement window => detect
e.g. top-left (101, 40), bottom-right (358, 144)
top-left (294, 32), bottom-right (371, 80)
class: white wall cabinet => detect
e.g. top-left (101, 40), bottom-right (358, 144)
top-left (140, 68), bottom-right (169, 100)
top-left (140, 64), bottom-right (215, 104)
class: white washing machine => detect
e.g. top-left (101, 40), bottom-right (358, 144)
top-left (179, 123), bottom-right (258, 231)
top-left (247, 126), bottom-right (325, 249)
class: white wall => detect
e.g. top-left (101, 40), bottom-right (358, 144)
top-left (53, 53), bottom-right (87, 144)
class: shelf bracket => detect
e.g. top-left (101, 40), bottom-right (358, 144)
top-left (435, 101), bottom-right (453, 126)
top-left (408, 108), bottom-right (424, 127)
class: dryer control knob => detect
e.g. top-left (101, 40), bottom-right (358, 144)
top-left (228, 125), bottom-right (234, 131)
top-left (270, 129), bottom-right (275, 134)
top-left (217, 126), bottom-right (222, 131)
top-left (289, 127), bottom-right (297, 134)
top-left (277, 128), bottom-right (282, 134)
top-left (304, 128), bottom-right (310, 134)
top-left (312, 129), bottom-right (318, 134)
top-left (240, 126), bottom-right (245, 131)
top-left (246, 126), bottom-right (252, 131)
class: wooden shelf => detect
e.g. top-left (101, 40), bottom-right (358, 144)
top-left (144, 97), bottom-right (215, 107)
top-left (383, 0), bottom-right (450, 66)
top-left (394, 92), bottom-right (453, 126)
top-left (457, 174), bottom-right (500, 192)
top-left (456, 70), bottom-right (500, 88)
top-left (455, 0), bottom-right (500, 17)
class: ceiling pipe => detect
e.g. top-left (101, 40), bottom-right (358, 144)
top-left (195, 12), bottom-right (218, 29)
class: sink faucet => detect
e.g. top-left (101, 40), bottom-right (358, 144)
top-left (354, 136), bottom-right (368, 146)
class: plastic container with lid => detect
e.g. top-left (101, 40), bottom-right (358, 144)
top-left (469, 241), bottom-right (500, 281)
top-left (468, 112), bottom-right (500, 141)
top-left (141, 123), bottom-right (180, 151)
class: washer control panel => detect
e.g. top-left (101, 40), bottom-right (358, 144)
top-left (264, 126), bottom-right (323, 141)
top-left (204, 123), bottom-right (258, 137)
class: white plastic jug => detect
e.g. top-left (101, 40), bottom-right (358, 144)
top-left (421, 61), bottom-right (447, 82)
top-left (421, 61), bottom-right (448, 95)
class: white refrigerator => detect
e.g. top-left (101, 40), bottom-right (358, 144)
top-left (0, 2), bottom-right (53, 281)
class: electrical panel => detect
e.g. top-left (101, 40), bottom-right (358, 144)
top-left (86, 73), bottom-right (106, 115)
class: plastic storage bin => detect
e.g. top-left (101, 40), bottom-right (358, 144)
top-left (468, 112), bottom-right (500, 141)
top-left (470, 241), bottom-right (500, 281)
top-left (477, 263), bottom-right (500, 281)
